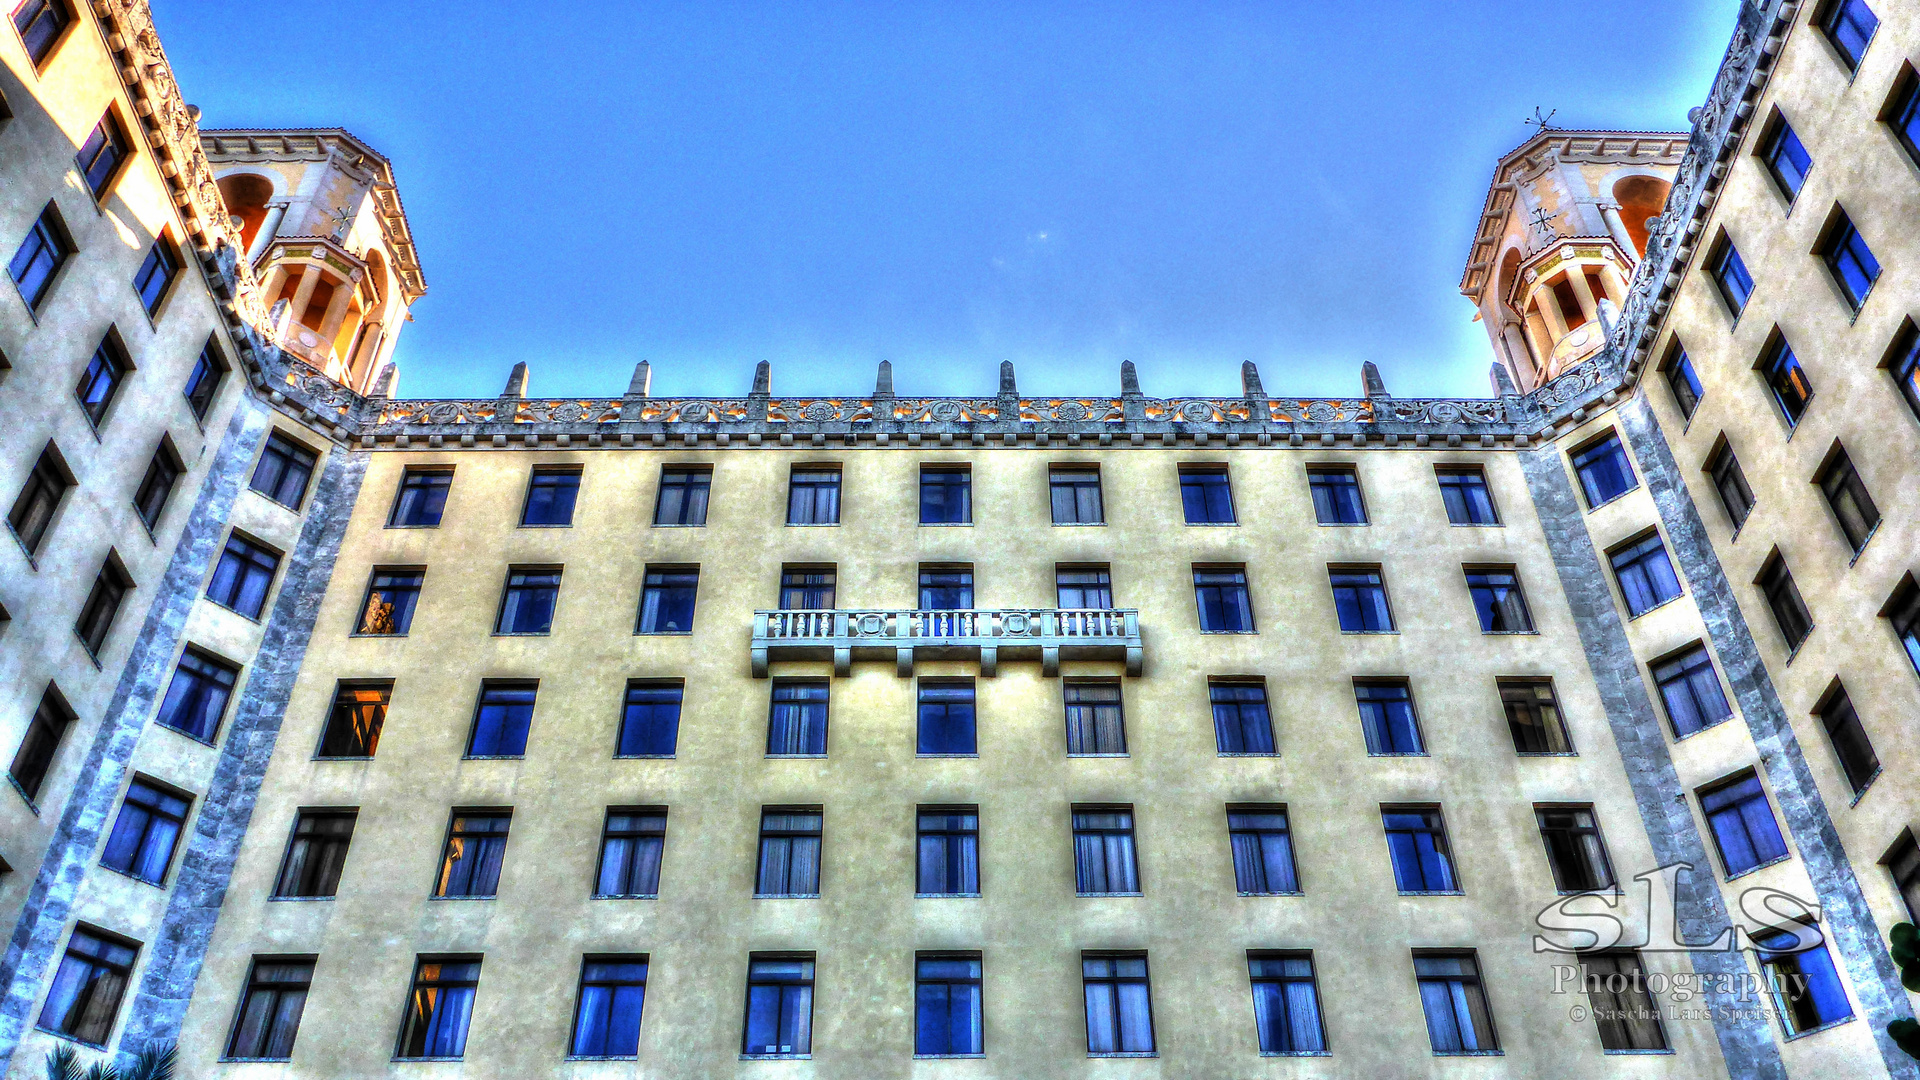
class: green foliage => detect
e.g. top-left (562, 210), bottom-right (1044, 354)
top-left (43, 1043), bottom-right (175, 1080)
top-left (1890, 923), bottom-right (1920, 1061)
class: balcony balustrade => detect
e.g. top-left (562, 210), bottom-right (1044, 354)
top-left (751, 608), bottom-right (1143, 678)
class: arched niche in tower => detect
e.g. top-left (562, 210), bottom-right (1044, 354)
top-left (216, 172), bottom-right (274, 251)
top-left (1613, 175), bottom-right (1673, 259)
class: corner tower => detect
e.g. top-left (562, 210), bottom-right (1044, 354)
top-left (1461, 129), bottom-right (1685, 392)
top-left (204, 129), bottom-right (426, 394)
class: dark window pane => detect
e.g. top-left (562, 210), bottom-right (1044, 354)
top-left (1712, 242), bottom-right (1754, 314)
top-left (273, 811), bottom-right (356, 898)
top-left (132, 240), bottom-right (175, 313)
top-left (1330, 568), bottom-right (1393, 632)
top-left (75, 559), bottom-right (131, 656)
top-left (1758, 556), bottom-right (1813, 650)
top-left (1891, 582), bottom-right (1920, 680)
top-left (37, 928), bottom-right (137, 1046)
top-left (1665, 351), bottom-right (1704, 418)
top-left (1571, 433), bottom-right (1636, 507)
top-left (787, 469), bottom-right (840, 525)
top-left (468, 683), bottom-right (536, 757)
top-left (778, 568), bottom-right (835, 610)
top-left (918, 567), bottom-right (973, 610)
top-left (1356, 682), bottom-right (1423, 755)
top-left (1884, 832), bottom-right (1920, 923)
top-left (653, 468), bottom-right (710, 526)
top-left (183, 345), bottom-right (223, 418)
top-left (742, 957), bottom-right (814, 1055)
top-left (596, 812), bottom-right (667, 898)
top-left (318, 683), bottom-right (389, 758)
top-left (637, 568), bottom-right (698, 633)
top-left (1822, 0), bottom-right (1878, 69)
top-left (9, 689), bottom-right (73, 801)
top-left (523, 469), bottom-right (581, 526)
top-left (918, 681), bottom-right (976, 755)
top-left (1537, 806), bottom-right (1616, 892)
top-left (250, 433), bottom-right (316, 509)
top-left (397, 958), bottom-right (480, 1059)
top-left (13, 0), bottom-right (72, 66)
top-left (9, 447), bottom-right (71, 555)
top-left (1700, 774), bottom-right (1789, 876)
top-left (919, 469), bottom-right (971, 524)
top-left (1894, 78), bottom-right (1920, 171)
top-left (1211, 682), bottom-right (1274, 755)
top-left (100, 779), bottom-right (189, 885)
top-left (1229, 810), bottom-right (1298, 894)
top-left (1249, 953), bottom-right (1324, 1052)
top-left (133, 444), bottom-right (181, 530)
top-left (1652, 645), bottom-right (1733, 737)
top-left (1817, 686), bottom-right (1879, 795)
top-left (207, 534), bottom-right (280, 619)
top-left (768, 682), bottom-right (828, 756)
top-left (435, 813), bottom-right (511, 897)
top-left (1194, 567), bottom-right (1254, 632)
top-left (226, 958), bottom-right (314, 1060)
top-left (1414, 953), bottom-right (1498, 1052)
top-left (572, 957), bottom-right (648, 1057)
top-left (1579, 952), bottom-right (1667, 1050)
top-left (1466, 568), bottom-right (1533, 632)
top-left (1180, 469), bottom-right (1235, 524)
top-left (915, 955), bottom-right (983, 1055)
top-left (618, 683), bottom-right (681, 756)
top-left (1817, 447), bottom-right (1880, 553)
top-left (755, 812), bottom-right (822, 896)
top-left (390, 470), bottom-right (451, 527)
top-left (1502, 679), bottom-right (1571, 754)
top-left (1762, 338), bottom-right (1814, 427)
top-left (154, 649), bottom-right (238, 742)
top-left (1050, 468), bottom-right (1104, 524)
top-left (917, 809), bottom-right (979, 895)
top-left (1065, 682), bottom-right (1125, 755)
top-left (75, 114), bottom-right (127, 197)
top-left (356, 570), bottom-right (422, 635)
top-left (1708, 443), bottom-right (1755, 529)
top-left (1308, 468), bottom-right (1366, 524)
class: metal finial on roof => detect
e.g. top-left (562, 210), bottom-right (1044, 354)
top-left (1524, 106), bottom-right (1558, 134)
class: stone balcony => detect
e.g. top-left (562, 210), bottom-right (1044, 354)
top-left (751, 608), bottom-right (1143, 678)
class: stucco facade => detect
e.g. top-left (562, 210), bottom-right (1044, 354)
top-left (1, 0), bottom-right (1917, 1077)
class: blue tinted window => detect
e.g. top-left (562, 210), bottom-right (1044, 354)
top-left (1210, 682), bottom-right (1273, 755)
top-left (1180, 468), bottom-right (1235, 524)
top-left (207, 534), bottom-right (280, 619)
top-left (918, 567), bottom-right (973, 609)
top-left (1384, 809), bottom-right (1456, 892)
top-left (1194, 567), bottom-right (1254, 632)
top-left (468, 683), bottom-right (536, 757)
top-left (1571, 433), bottom-right (1637, 507)
top-left (1821, 213), bottom-right (1880, 310)
top-left (9, 204), bottom-right (70, 309)
top-left (75, 115), bottom-right (127, 197)
top-left (917, 681), bottom-right (976, 755)
top-left (572, 958), bottom-right (648, 1058)
top-left (1761, 121), bottom-right (1812, 200)
top-left (522, 469), bottom-right (580, 526)
top-left (1712, 242), bottom-right (1754, 314)
top-left (1229, 811), bottom-right (1298, 894)
top-left (1356, 682), bottom-right (1423, 755)
top-left (495, 568), bottom-right (560, 634)
top-left (768, 682), bottom-right (828, 756)
top-left (618, 683), bottom-right (681, 756)
top-left (1249, 954), bottom-right (1324, 1053)
top-left (14, 0), bottom-right (73, 66)
top-left (390, 469), bottom-right (451, 527)
top-left (743, 957), bottom-right (813, 1055)
top-left (637, 568), bottom-right (698, 633)
top-left (1701, 774), bottom-right (1788, 876)
top-left (1666, 350), bottom-right (1704, 418)
top-left (1308, 467), bottom-right (1366, 524)
top-left (1762, 338), bottom-right (1814, 427)
top-left (1758, 931), bottom-right (1853, 1035)
top-left (100, 779), bottom-right (189, 884)
top-left (397, 959), bottom-right (480, 1058)
top-left (1330, 569), bottom-right (1393, 632)
top-left (915, 956), bottom-right (983, 1056)
top-left (919, 468), bottom-right (970, 524)
top-left (132, 240), bottom-right (175, 313)
top-left (1822, 0), bottom-right (1878, 70)
top-left (1652, 646), bottom-right (1733, 737)
top-left (1610, 534), bottom-right (1683, 617)
top-left (1437, 468), bottom-right (1497, 525)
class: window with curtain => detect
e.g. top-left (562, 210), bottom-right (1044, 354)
top-left (596, 811), bottom-right (667, 898)
top-left (755, 810), bottom-right (822, 897)
top-left (1180, 467), bottom-right (1235, 524)
top-left (1465, 568), bottom-right (1533, 632)
top-left (250, 432), bottom-right (316, 508)
top-left (100, 778), bottom-right (189, 885)
top-left (742, 956), bottom-right (814, 1056)
top-left (1248, 953), bottom-right (1325, 1053)
top-left (1413, 952), bottom-right (1498, 1053)
top-left (1193, 566), bottom-right (1254, 632)
top-left (1536, 806), bottom-right (1616, 892)
top-left (617, 682), bottom-right (681, 757)
top-left (767, 682), bottom-right (828, 756)
top-left (1578, 951), bottom-right (1667, 1050)
top-left (389, 468), bottom-right (452, 527)
top-left (571, 957), bottom-right (648, 1058)
top-left (396, 958), bottom-right (480, 1059)
top-left (637, 567), bottom-right (699, 633)
top-left (1699, 773), bottom-right (1789, 876)
top-left (1356, 681), bottom-right (1423, 755)
top-left (916, 808), bottom-right (979, 895)
top-left (1651, 645), bottom-right (1733, 737)
top-left (918, 566), bottom-right (973, 609)
top-left (273, 810), bottom-right (356, 898)
top-left (1756, 927), bottom-right (1854, 1035)
top-left (918, 681), bottom-right (976, 755)
top-left (1436, 467), bottom-right (1498, 525)
top-left (1229, 808), bottom-right (1298, 895)
top-left (155, 648), bottom-right (238, 743)
top-left (915, 955), bottom-right (983, 1056)
top-left (778, 567), bottom-right (835, 609)
top-left (8, 202), bottom-right (72, 309)
top-left (226, 958), bottom-right (313, 1061)
top-left (1608, 533), bottom-right (1683, 617)
top-left (1501, 679), bottom-right (1572, 754)
top-left (1049, 466), bottom-right (1104, 524)
top-left (467, 682), bottom-right (537, 757)
top-left (494, 567), bottom-right (561, 635)
top-left (37, 927), bottom-right (138, 1046)
top-left (1056, 566), bottom-right (1112, 609)
top-left (1210, 681), bottom-right (1274, 755)
top-left (1383, 808), bottom-right (1457, 893)
top-left (1064, 682), bottom-right (1125, 755)
top-left (653, 466), bottom-right (711, 525)
top-left (1570, 432), bottom-right (1637, 507)
top-left (1082, 954), bottom-right (1154, 1054)
top-left (787, 467), bottom-right (841, 525)
top-left (919, 467), bottom-right (971, 524)
top-left (1072, 808), bottom-right (1139, 895)
top-left (1307, 466), bottom-right (1367, 524)
top-left (318, 682), bottom-right (390, 758)
top-left (434, 812), bottom-right (511, 898)
top-left (1889, 579), bottom-right (1920, 679)
top-left (1330, 568), bottom-right (1393, 632)
top-left (524, 468), bottom-right (585, 526)
top-left (207, 534), bottom-right (281, 620)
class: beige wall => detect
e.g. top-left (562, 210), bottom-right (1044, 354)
top-left (174, 444), bottom-right (1733, 1077)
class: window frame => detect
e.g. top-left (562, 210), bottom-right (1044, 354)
top-left (1811, 441), bottom-right (1880, 556)
top-left (1328, 565), bottom-right (1395, 634)
top-left (493, 564), bottom-right (562, 636)
top-left (394, 955), bottom-right (482, 1061)
top-left (1812, 205), bottom-right (1881, 312)
top-left (8, 441), bottom-right (74, 559)
top-left (12, 0), bottom-right (78, 71)
top-left (1055, 564), bottom-right (1113, 609)
top-left (99, 774), bottom-right (192, 887)
top-left (8, 200), bottom-right (76, 314)
top-left (1048, 464), bottom-right (1105, 525)
top-left (916, 678), bottom-right (977, 757)
top-left (131, 232), bottom-right (181, 319)
top-left (1707, 234), bottom-right (1754, 318)
top-left (1411, 949), bottom-right (1500, 1054)
top-left (1306, 464), bottom-right (1368, 525)
top-left (1812, 680), bottom-right (1880, 798)
top-left (1382, 804), bottom-right (1459, 895)
top-left (741, 953), bottom-right (816, 1058)
top-left (1435, 465), bottom-right (1500, 526)
top-left (153, 645), bottom-right (239, 745)
top-left (1660, 339), bottom-right (1704, 422)
top-left (352, 567), bottom-right (423, 637)
top-left (1081, 952), bottom-right (1156, 1056)
top-left (250, 430), bottom-right (319, 511)
top-left (915, 805), bottom-right (981, 897)
top-left (1535, 804), bottom-right (1618, 894)
top-left (1754, 109), bottom-right (1813, 207)
top-left (75, 109), bottom-right (132, 202)
top-left (913, 952), bottom-right (985, 1057)
top-left (1756, 331), bottom-right (1814, 430)
top-left (1193, 564), bottom-right (1255, 633)
top-left (1815, 0), bottom-right (1879, 74)
top-left (465, 681), bottom-right (538, 760)
top-left (754, 808), bottom-right (824, 898)
top-left (785, 464), bottom-right (841, 526)
top-left (1210, 678), bottom-right (1276, 756)
top-left (1568, 430), bottom-right (1639, 509)
top-left (1649, 642), bottom-right (1735, 739)
top-left (918, 464), bottom-right (972, 526)
top-left (36, 924), bottom-right (139, 1047)
top-left (182, 338), bottom-right (228, 421)
top-left (431, 809), bottom-right (513, 899)
top-left (594, 808), bottom-right (668, 900)
top-left (1704, 436), bottom-right (1755, 532)
top-left (74, 550), bottom-right (133, 660)
top-left (222, 955), bottom-right (316, 1062)
top-left (1247, 950), bottom-right (1327, 1055)
top-left (1071, 804), bottom-right (1141, 897)
top-left (271, 808), bottom-right (358, 900)
top-left (1697, 770), bottom-right (1791, 879)
top-left (766, 679), bottom-right (829, 757)
top-left (316, 680), bottom-right (391, 760)
top-left (132, 436), bottom-right (184, 534)
top-left (1464, 565), bottom-right (1535, 634)
top-left (1606, 529), bottom-right (1684, 618)
top-left (1500, 677), bottom-right (1574, 755)
top-left (387, 467), bottom-right (453, 528)
top-left (9, 683), bottom-right (75, 804)
top-left (74, 331), bottom-right (133, 431)
top-left (1227, 805), bottom-right (1301, 896)
top-left (635, 565), bottom-right (699, 634)
top-left (569, 954), bottom-right (650, 1060)
top-left (615, 680), bottom-right (682, 758)
top-left (1879, 317), bottom-right (1920, 426)
top-left (205, 531), bottom-right (283, 621)
top-left (1755, 550), bottom-right (1814, 653)
top-left (1178, 464), bottom-right (1236, 525)
top-left (520, 465), bottom-right (583, 528)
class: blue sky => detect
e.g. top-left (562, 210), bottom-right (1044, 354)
top-left (157, 1), bottom-right (1741, 401)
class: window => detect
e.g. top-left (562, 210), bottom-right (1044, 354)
top-left (755, 810), bottom-right (822, 897)
top-left (226, 958), bottom-right (313, 1061)
top-left (468, 682), bottom-right (537, 757)
top-left (9, 202), bottom-right (72, 309)
top-left (1355, 681), bottom-right (1423, 755)
top-left (37, 928), bottom-right (137, 1046)
top-left (767, 681), bottom-right (828, 756)
top-left (207, 534), bottom-right (280, 620)
top-left (1609, 532), bottom-right (1682, 617)
top-left (1064, 681), bottom-right (1125, 755)
top-left (155, 645), bottom-right (238, 737)
top-left (75, 554), bottom-right (131, 656)
top-left (100, 778), bottom-right (188, 885)
top-left (1180, 466), bottom-right (1235, 524)
top-left (131, 238), bottom-right (176, 314)
top-left (520, 467), bottom-right (580, 526)
top-left (495, 567), bottom-right (560, 635)
top-left (1307, 465), bottom-right (1366, 524)
top-left (1820, 0), bottom-right (1878, 71)
top-left (74, 336), bottom-right (127, 427)
top-left (787, 467), bottom-right (840, 525)
top-left (617, 682), bottom-right (681, 757)
top-left (434, 811), bottom-right (511, 898)
top-left (75, 113), bottom-right (128, 198)
top-left (9, 686), bottom-right (73, 801)
top-left (1710, 239), bottom-right (1754, 315)
top-left (1700, 773), bottom-right (1789, 876)
top-left (1883, 831), bottom-right (1920, 922)
top-left (1056, 566), bottom-right (1112, 609)
top-left (183, 342), bottom-right (224, 419)
top-left (1759, 117), bottom-right (1812, 201)
top-left (1760, 336), bottom-right (1814, 428)
top-left (1383, 807), bottom-right (1457, 893)
top-left (778, 566), bottom-right (835, 609)
top-left (1465, 568), bottom-right (1533, 632)
top-left (1819, 210), bottom-right (1880, 310)
top-left (1330, 567), bottom-right (1393, 632)
top-left (1194, 566), bottom-right (1254, 632)
top-left (920, 466), bottom-right (971, 524)
top-left (571, 957), bottom-right (648, 1058)
top-left (1082, 954), bottom-right (1154, 1055)
top-left (637, 567), bottom-right (698, 633)
top-left (918, 566), bottom-right (973, 609)
top-left (250, 432), bottom-right (316, 509)
top-left (396, 958), bottom-right (480, 1059)
top-left (1229, 808), bottom-right (1299, 895)
top-left (742, 956), bottom-right (814, 1056)
top-left (1050, 465), bottom-right (1104, 524)
top-left (1757, 553), bottom-right (1813, 650)
top-left (132, 440), bottom-right (182, 531)
top-left (653, 466), bottom-right (710, 526)
top-left (12, 0), bottom-right (71, 66)
top-left (1651, 645), bottom-right (1733, 738)
top-left (1072, 807), bottom-right (1139, 895)
top-left (9, 444), bottom-right (71, 555)
top-left (1815, 683), bottom-right (1879, 795)
top-left (1815, 445), bottom-right (1880, 554)
top-left (1570, 432), bottom-right (1637, 507)
top-left (1706, 440), bottom-right (1755, 529)
top-left (314, 682), bottom-right (387, 759)
top-left (918, 680), bottom-right (976, 755)
top-left (915, 955), bottom-right (983, 1056)
top-left (389, 468), bottom-right (451, 527)
top-left (355, 569), bottom-right (422, 635)
top-left (596, 810), bottom-right (666, 898)
top-left (1414, 952), bottom-right (1497, 1053)
top-left (1579, 951), bottom-right (1667, 1050)
top-left (273, 810), bottom-right (356, 898)
top-left (1537, 806), bottom-right (1616, 892)
top-left (1249, 953), bottom-right (1325, 1053)
top-left (1890, 577), bottom-right (1920, 678)
top-left (1437, 466), bottom-right (1498, 525)
top-left (1756, 926), bottom-right (1854, 1035)
top-left (1211, 680), bottom-right (1274, 755)
top-left (1664, 348), bottom-right (1704, 420)
top-left (1502, 679), bottom-right (1572, 754)
top-left (1885, 322), bottom-right (1920, 422)
top-left (917, 808), bottom-right (979, 896)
